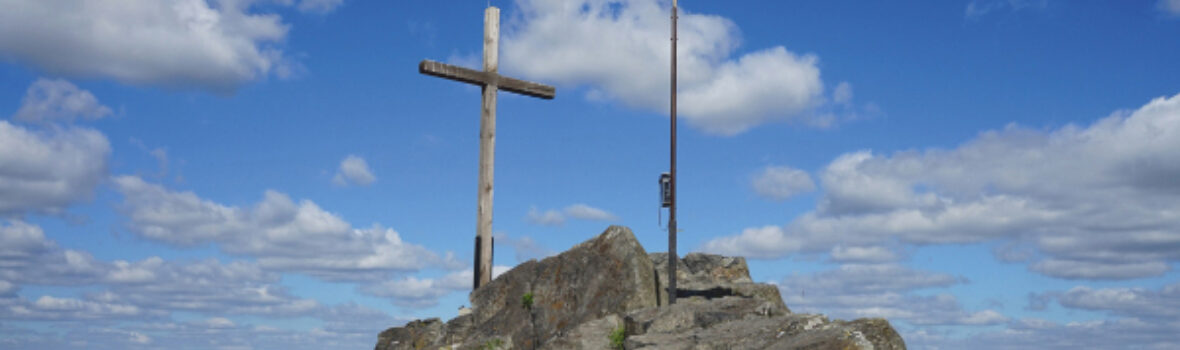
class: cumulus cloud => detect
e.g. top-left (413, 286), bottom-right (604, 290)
top-left (0, 120), bottom-right (110, 216)
top-left (0, 280), bottom-right (16, 297)
top-left (563, 203), bottom-right (619, 221)
top-left (297, 0), bottom-right (345, 14)
top-left (1163, 0), bottom-right (1180, 16)
top-left (0, 220), bottom-right (331, 319)
top-left (2, 218), bottom-right (400, 349)
top-left (0, 0), bottom-right (303, 91)
top-left (360, 266), bottom-right (510, 308)
top-left (502, 0), bottom-right (829, 135)
top-left (1030, 259), bottom-right (1170, 280)
top-left (495, 233), bottom-right (556, 262)
top-left (360, 271), bottom-right (468, 309)
top-left (526, 203), bottom-right (618, 226)
top-left (966, 0), bottom-right (1050, 19)
top-left (2, 79), bottom-right (111, 215)
top-left (1, 304), bottom-right (399, 350)
top-left (526, 206), bottom-right (566, 226)
top-left (910, 317), bottom-right (1180, 350)
top-left (130, 138), bottom-right (173, 180)
top-left (832, 82), bottom-right (854, 105)
top-left (778, 263), bottom-right (1002, 326)
top-left (112, 176), bottom-right (454, 281)
top-left (751, 165), bottom-right (816, 200)
top-left (828, 245), bottom-right (902, 263)
top-left (784, 264), bottom-right (960, 295)
top-left (96, 258), bottom-right (322, 317)
top-left (332, 155), bottom-right (376, 187)
top-left (0, 220), bottom-right (105, 286)
top-left (1052, 283), bottom-right (1180, 320)
top-left (706, 92), bottom-right (1180, 280)
top-left (1, 295), bottom-right (149, 321)
top-left (12, 78), bottom-right (113, 123)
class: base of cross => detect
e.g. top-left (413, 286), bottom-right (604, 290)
top-left (473, 235), bottom-right (493, 288)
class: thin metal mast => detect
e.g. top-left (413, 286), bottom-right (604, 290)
top-left (668, 0), bottom-right (679, 306)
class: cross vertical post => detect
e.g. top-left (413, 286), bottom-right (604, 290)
top-left (417, 6), bottom-right (555, 291)
top-left (476, 6), bottom-right (499, 292)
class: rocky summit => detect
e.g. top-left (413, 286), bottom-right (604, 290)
top-left (374, 226), bottom-right (906, 350)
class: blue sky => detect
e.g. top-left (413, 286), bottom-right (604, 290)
top-left (1, 0), bottom-right (1179, 349)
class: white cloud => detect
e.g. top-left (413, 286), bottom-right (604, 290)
top-left (1162, 0), bottom-right (1180, 16)
top-left (203, 317), bottom-right (236, 328)
top-left (0, 220), bottom-right (400, 349)
top-left (495, 233), bottom-right (556, 262)
top-left (360, 266), bottom-right (510, 308)
top-left (98, 259), bottom-right (322, 317)
top-left (129, 138), bottom-right (173, 180)
top-left (828, 245), bottom-right (901, 263)
top-left (563, 203), bottom-right (618, 221)
top-left (0, 121), bottom-right (109, 216)
top-left (12, 78), bottom-right (113, 123)
top-left (701, 225), bottom-right (801, 260)
top-left (0, 280), bottom-right (16, 297)
top-left (1053, 283), bottom-right (1180, 320)
top-left (0, 220), bottom-right (53, 260)
top-left (502, 0), bottom-right (829, 135)
top-left (113, 176), bottom-right (453, 281)
top-left (1, 303), bottom-right (399, 350)
top-left (832, 82), bottom-right (854, 105)
top-left (0, 220), bottom-right (329, 318)
top-left (0, 0), bottom-right (300, 91)
top-left (527, 206), bottom-right (566, 226)
top-left (332, 155), bottom-right (376, 187)
top-left (0, 220), bottom-right (106, 286)
top-left (777, 263), bottom-right (1003, 326)
top-left (784, 264), bottom-right (960, 295)
top-left (526, 203), bottom-right (618, 226)
top-left (360, 273), bottom-right (466, 309)
top-left (966, 0), bottom-right (1050, 19)
top-left (993, 241), bottom-right (1036, 263)
top-left (1030, 259), bottom-right (1170, 280)
top-left (297, 0), bottom-right (345, 14)
top-left (751, 165), bottom-right (816, 200)
top-left (911, 317), bottom-right (1180, 350)
top-left (706, 92), bottom-right (1180, 280)
top-left (1, 295), bottom-right (148, 321)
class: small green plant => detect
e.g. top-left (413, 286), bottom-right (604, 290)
top-left (609, 325), bottom-right (626, 350)
top-left (481, 338), bottom-right (503, 350)
top-left (521, 292), bottom-right (534, 310)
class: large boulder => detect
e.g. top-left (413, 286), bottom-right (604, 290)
top-left (651, 253), bottom-right (788, 313)
top-left (373, 225), bottom-right (905, 350)
top-left (380, 226), bottom-right (659, 349)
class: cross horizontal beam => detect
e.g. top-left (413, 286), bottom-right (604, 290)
top-left (419, 60), bottom-right (556, 100)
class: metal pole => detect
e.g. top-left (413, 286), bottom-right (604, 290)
top-left (667, 0), bottom-right (678, 305)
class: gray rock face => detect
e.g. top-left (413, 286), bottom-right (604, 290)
top-left (374, 225), bottom-right (906, 350)
top-left (650, 253), bottom-right (788, 313)
top-left (464, 225), bottom-right (658, 349)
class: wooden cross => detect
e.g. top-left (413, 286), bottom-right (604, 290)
top-left (418, 6), bottom-right (556, 290)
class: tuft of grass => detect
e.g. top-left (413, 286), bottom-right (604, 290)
top-left (609, 325), bottom-right (626, 350)
top-left (481, 338), bottom-right (504, 350)
top-left (521, 292), bottom-right (534, 310)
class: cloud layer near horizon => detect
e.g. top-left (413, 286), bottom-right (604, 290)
top-left (706, 92), bottom-right (1180, 280)
top-left (113, 175), bottom-right (460, 282)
